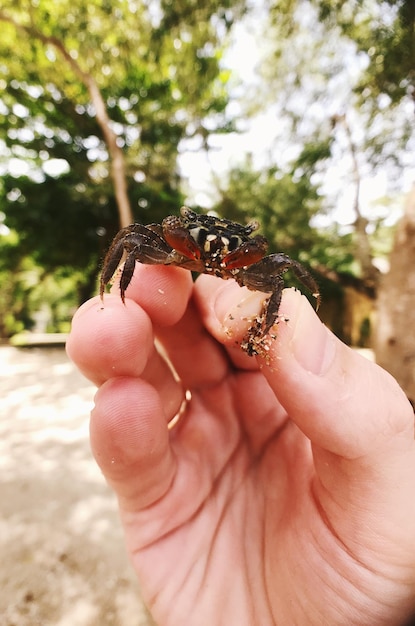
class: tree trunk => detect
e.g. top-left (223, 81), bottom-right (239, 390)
top-left (0, 10), bottom-right (134, 228)
top-left (374, 185), bottom-right (415, 403)
top-left (331, 113), bottom-right (379, 288)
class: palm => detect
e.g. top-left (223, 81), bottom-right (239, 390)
top-left (67, 266), bottom-right (415, 626)
top-left (121, 369), bottom-right (312, 625)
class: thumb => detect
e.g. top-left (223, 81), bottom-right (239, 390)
top-left (198, 277), bottom-right (415, 557)
top-left (259, 288), bottom-right (413, 459)
top-left (197, 277), bottom-right (413, 458)
top-left (257, 288), bottom-right (415, 565)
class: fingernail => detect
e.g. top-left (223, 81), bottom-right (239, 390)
top-left (289, 294), bottom-right (336, 375)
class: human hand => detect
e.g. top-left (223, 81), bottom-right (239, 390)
top-left (66, 264), bottom-right (415, 626)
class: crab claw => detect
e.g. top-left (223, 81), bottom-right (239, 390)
top-left (221, 235), bottom-right (268, 270)
top-left (162, 215), bottom-right (202, 260)
top-left (100, 229), bottom-right (130, 298)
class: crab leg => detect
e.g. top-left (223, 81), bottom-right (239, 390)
top-left (238, 253), bottom-right (320, 334)
top-left (100, 224), bottom-right (173, 299)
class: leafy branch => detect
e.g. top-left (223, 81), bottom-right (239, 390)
top-left (0, 8), bottom-right (133, 227)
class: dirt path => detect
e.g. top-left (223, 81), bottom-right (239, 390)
top-left (0, 345), bottom-right (154, 626)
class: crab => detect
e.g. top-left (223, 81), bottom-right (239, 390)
top-left (100, 206), bottom-right (320, 356)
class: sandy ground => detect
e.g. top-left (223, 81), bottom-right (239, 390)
top-left (0, 345), bottom-right (155, 626)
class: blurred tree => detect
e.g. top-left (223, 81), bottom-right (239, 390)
top-left (211, 147), bottom-right (359, 305)
top-left (257, 0), bottom-right (415, 396)
top-left (0, 0), bottom-right (246, 330)
top-left (315, 0), bottom-right (415, 108)
top-left (213, 155), bottom-right (326, 264)
top-left (329, 112), bottom-right (379, 290)
top-left (254, 0), bottom-right (413, 284)
top-left (312, 0), bottom-right (415, 398)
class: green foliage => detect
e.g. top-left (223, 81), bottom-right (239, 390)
top-left (211, 143), bottom-right (367, 283)
top-left (0, 0), bottom-right (410, 339)
top-left (214, 163), bottom-right (316, 255)
top-left (315, 0), bottom-right (415, 104)
top-left (242, 0), bottom-right (413, 293)
top-left (0, 227), bottom-right (95, 336)
top-left (0, 0), bottom-right (247, 335)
